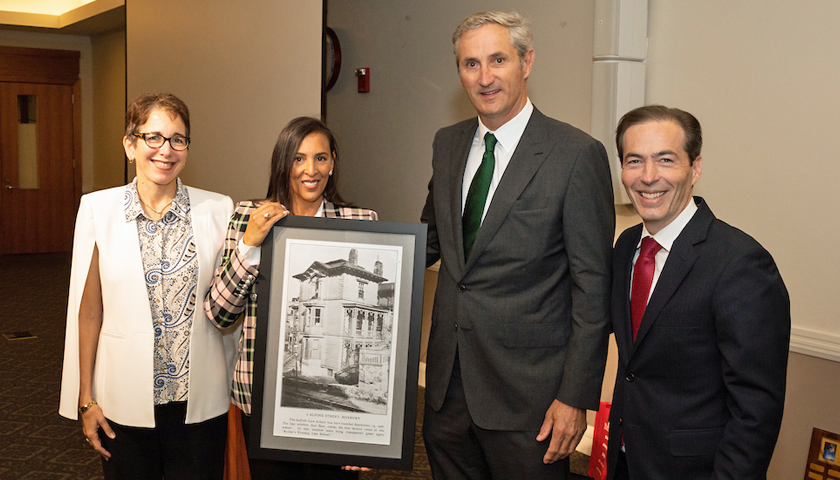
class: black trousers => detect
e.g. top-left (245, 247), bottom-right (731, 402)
top-left (241, 410), bottom-right (358, 480)
top-left (99, 401), bottom-right (227, 480)
top-left (422, 355), bottom-right (570, 480)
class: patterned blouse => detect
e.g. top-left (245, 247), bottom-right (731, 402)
top-left (203, 199), bottom-right (377, 414)
top-left (125, 178), bottom-right (199, 405)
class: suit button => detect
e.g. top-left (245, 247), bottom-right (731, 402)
top-left (454, 323), bottom-right (458, 330)
top-left (618, 417), bottom-right (623, 426)
top-left (458, 284), bottom-right (467, 292)
top-left (625, 373), bottom-right (635, 382)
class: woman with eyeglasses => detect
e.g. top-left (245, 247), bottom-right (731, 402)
top-left (59, 92), bottom-right (237, 479)
top-left (204, 116), bottom-right (374, 479)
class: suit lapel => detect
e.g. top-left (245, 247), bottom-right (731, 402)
top-left (465, 109), bottom-right (553, 271)
top-left (448, 119), bottom-right (476, 275)
top-left (614, 225), bottom-right (641, 360)
top-left (632, 199), bottom-right (714, 348)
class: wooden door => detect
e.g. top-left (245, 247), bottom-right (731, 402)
top-left (0, 82), bottom-right (75, 254)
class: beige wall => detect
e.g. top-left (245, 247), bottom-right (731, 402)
top-left (646, 1), bottom-right (840, 357)
top-left (90, 28), bottom-right (124, 190)
top-left (125, 0), bottom-right (322, 203)
top-left (327, 0), bottom-right (596, 223)
top-left (0, 29), bottom-right (95, 193)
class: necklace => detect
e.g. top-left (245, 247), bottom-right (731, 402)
top-left (138, 194), bottom-right (173, 215)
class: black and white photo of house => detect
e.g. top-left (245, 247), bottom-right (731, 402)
top-left (279, 243), bottom-right (399, 415)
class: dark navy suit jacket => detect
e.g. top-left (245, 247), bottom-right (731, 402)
top-left (607, 197), bottom-right (790, 480)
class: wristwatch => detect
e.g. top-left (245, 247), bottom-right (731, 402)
top-left (79, 399), bottom-right (97, 414)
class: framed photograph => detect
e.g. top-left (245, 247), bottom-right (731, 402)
top-left (249, 216), bottom-right (427, 470)
top-left (804, 427), bottom-right (840, 479)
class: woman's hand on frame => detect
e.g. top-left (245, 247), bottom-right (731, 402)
top-left (242, 202), bottom-right (290, 247)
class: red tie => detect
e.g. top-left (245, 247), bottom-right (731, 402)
top-left (630, 237), bottom-right (662, 342)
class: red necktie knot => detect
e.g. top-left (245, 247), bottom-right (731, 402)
top-left (639, 236), bottom-right (662, 260)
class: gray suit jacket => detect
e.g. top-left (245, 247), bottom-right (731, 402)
top-left (607, 198), bottom-right (789, 480)
top-left (421, 107), bottom-right (614, 430)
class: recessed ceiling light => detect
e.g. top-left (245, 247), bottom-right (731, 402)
top-left (0, 0), bottom-right (96, 16)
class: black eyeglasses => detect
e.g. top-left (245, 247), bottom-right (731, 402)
top-left (132, 133), bottom-right (190, 151)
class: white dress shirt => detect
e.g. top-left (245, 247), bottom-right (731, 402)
top-left (630, 198), bottom-right (699, 304)
top-left (461, 99), bottom-right (534, 223)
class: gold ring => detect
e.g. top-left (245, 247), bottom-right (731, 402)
top-left (263, 212), bottom-right (270, 219)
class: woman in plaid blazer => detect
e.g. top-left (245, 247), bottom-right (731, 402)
top-left (204, 117), bottom-right (376, 479)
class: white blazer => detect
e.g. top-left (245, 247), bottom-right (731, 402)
top-left (59, 184), bottom-right (239, 427)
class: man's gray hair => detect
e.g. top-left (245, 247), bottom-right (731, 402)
top-left (452, 11), bottom-right (533, 65)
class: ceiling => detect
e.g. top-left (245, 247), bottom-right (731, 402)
top-left (0, 0), bottom-right (124, 36)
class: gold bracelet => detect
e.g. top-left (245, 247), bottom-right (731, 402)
top-left (78, 399), bottom-right (97, 414)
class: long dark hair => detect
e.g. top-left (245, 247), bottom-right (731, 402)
top-left (265, 117), bottom-right (349, 213)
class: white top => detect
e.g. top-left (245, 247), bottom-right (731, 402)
top-left (631, 198), bottom-right (699, 304)
top-left (461, 99), bottom-right (534, 223)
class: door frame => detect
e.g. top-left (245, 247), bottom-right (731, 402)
top-left (0, 46), bottom-right (82, 254)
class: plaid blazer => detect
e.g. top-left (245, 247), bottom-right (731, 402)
top-left (203, 199), bottom-right (377, 414)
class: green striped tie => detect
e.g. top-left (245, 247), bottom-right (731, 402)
top-left (463, 132), bottom-right (496, 260)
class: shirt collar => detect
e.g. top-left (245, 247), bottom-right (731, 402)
top-left (124, 177), bottom-right (190, 222)
top-left (477, 98), bottom-right (533, 153)
top-left (638, 197), bottom-right (699, 252)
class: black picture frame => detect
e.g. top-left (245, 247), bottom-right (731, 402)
top-left (249, 215), bottom-right (427, 471)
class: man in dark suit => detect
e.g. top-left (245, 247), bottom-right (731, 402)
top-left (420, 11), bottom-right (615, 479)
top-left (607, 105), bottom-right (790, 480)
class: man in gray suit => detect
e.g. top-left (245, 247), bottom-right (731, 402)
top-left (420, 11), bottom-right (615, 479)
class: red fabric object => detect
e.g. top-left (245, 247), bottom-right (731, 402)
top-left (630, 237), bottom-right (662, 341)
top-left (588, 401), bottom-right (612, 480)
top-left (224, 405), bottom-right (251, 480)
